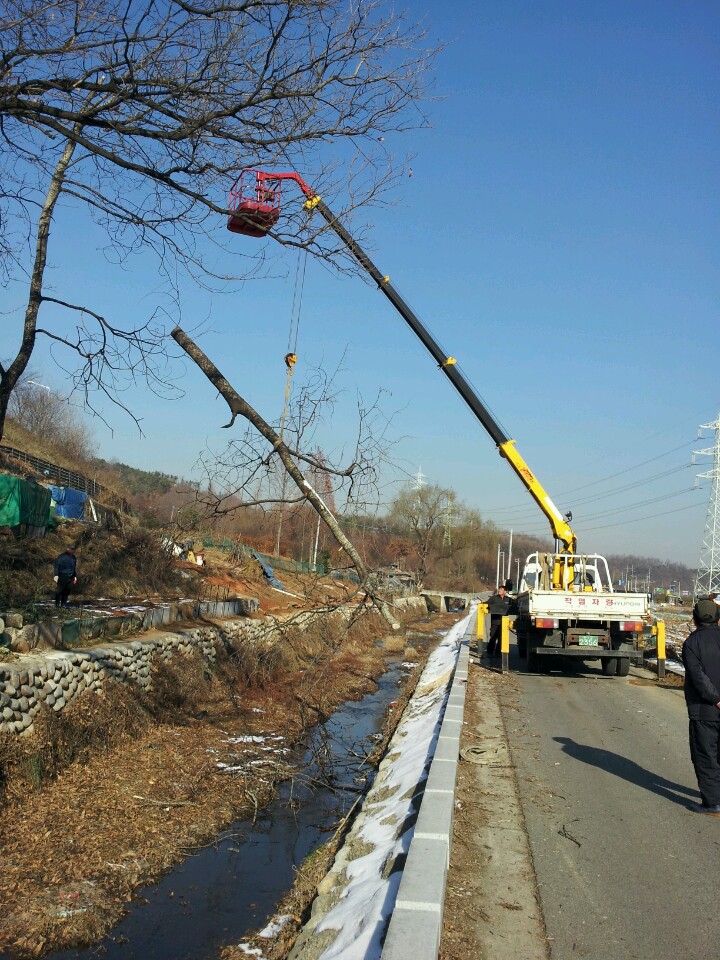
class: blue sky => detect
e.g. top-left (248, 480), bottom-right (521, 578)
top-left (10, 0), bottom-right (719, 567)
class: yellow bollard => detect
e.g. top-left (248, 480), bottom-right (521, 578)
top-left (657, 620), bottom-right (666, 679)
top-left (501, 615), bottom-right (510, 673)
top-left (476, 602), bottom-right (487, 658)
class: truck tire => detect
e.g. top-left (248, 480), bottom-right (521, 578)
top-left (527, 648), bottom-right (539, 673)
top-left (616, 657), bottom-right (630, 677)
top-left (601, 658), bottom-right (618, 676)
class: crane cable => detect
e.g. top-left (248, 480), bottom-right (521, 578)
top-left (279, 243), bottom-right (308, 440)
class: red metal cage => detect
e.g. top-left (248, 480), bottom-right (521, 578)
top-left (227, 169), bottom-right (282, 237)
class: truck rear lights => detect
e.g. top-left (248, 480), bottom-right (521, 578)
top-left (535, 617), bottom-right (559, 629)
top-left (618, 621), bottom-right (643, 632)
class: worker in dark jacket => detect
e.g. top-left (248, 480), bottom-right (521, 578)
top-left (53, 546), bottom-right (77, 608)
top-left (486, 585), bottom-right (511, 657)
top-left (682, 598), bottom-right (720, 814)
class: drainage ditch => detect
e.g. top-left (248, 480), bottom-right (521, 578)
top-left (49, 659), bottom-right (411, 960)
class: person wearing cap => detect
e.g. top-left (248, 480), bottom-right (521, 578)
top-left (53, 546), bottom-right (77, 608)
top-left (682, 598), bottom-right (720, 815)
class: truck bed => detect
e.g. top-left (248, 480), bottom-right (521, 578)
top-left (517, 590), bottom-right (648, 619)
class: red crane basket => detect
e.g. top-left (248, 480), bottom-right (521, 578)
top-left (227, 170), bottom-right (281, 237)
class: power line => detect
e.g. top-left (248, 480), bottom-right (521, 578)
top-left (487, 439), bottom-right (694, 516)
top-left (488, 461), bottom-right (694, 525)
top-left (576, 500), bottom-right (705, 533)
top-left (576, 486), bottom-right (700, 523)
top-left (485, 487), bottom-right (702, 537)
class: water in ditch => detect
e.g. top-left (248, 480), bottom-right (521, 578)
top-left (51, 658), bottom-right (409, 960)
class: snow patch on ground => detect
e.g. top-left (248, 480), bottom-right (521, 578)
top-left (258, 915), bottom-right (292, 938)
top-left (309, 614), bottom-right (469, 960)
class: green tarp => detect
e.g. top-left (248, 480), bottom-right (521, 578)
top-left (0, 474), bottom-right (52, 528)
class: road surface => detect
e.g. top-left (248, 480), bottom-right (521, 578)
top-left (498, 654), bottom-right (720, 960)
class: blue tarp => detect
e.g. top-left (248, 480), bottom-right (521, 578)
top-left (50, 485), bottom-right (88, 519)
top-left (252, 551), bottom-right (286, 592)
top-left (331, 569), bottom-right (360, 584)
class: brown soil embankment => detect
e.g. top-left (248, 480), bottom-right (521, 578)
top-left (0, 605), bottom-right (457, 958)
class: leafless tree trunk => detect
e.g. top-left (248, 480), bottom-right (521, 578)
top-left (0, 0), bottom-right (434, 438)
top-left (0, 137), bottom-right (76, 433)
top-left (171, 325), bottom-right (400, 629)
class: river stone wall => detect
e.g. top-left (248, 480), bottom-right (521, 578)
top-left (0, 595), bottom-right (428, 737)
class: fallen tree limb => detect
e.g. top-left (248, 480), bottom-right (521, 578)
top-left (171, 325), bottom-right (400, 630)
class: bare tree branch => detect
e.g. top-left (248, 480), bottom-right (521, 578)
top-left (0, 0), bottom-right (436, 437)
top-left (171, 323), bottom-right (400, 629)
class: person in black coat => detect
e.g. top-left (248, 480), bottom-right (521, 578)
top-left (53, 547), bottom-right (77, 608)
top-left (486, 585), bottom-right (511, 657)
top-left (682, 598), bottom-right (720, 814)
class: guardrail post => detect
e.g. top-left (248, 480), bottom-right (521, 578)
top-left (476, 602), bottom-right (487, 658)
top-left (501, 615), bottom-right (510, 673)
top-left (657, 620), bottom-right (666, 679)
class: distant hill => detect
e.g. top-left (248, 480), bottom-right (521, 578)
top-left (94, 459), bottom-right (178, 498)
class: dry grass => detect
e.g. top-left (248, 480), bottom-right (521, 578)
top-left (0, 524), bottom-right (200, 611)
top-left (0, 606), bottom-right (439, 958)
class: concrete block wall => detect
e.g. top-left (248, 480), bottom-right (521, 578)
top-left (0, 597), bottom-right (260, 652)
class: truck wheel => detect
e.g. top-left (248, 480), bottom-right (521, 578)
top-left (527, 649), bottom-right (539, 673)
top-left (517, 635), bottom-right (527, 657)
top-left (616, 657), bottom-right (630, 677)
top-left (601, 658), bottom-right (618, 676)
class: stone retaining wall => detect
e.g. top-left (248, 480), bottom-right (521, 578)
top-left (0, 597), bottom-right (260, 653)
top-left (0, 595), bottom-right (428, 738)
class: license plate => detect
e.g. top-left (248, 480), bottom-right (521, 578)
top-left (578, 636), bottom-right (599, 646)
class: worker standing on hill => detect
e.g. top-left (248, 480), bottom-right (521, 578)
top-left (53, 546), bottom-right (77, 609)
top-left (682, 598), bottom-right (720, 815)
top-left (486, 584), bottom-right (511, 658)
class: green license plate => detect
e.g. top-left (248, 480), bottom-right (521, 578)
top-left (578, 636), bottom-right (599, 646)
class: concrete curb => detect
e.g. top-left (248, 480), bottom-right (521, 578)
top-left (380, 613), bottom-right (473, 959)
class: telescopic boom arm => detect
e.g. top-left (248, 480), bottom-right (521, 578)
top-left (238, 171), bottom-right (577, 554)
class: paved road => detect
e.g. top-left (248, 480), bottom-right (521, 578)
top-left (499, 652), bottom-right (720, 960)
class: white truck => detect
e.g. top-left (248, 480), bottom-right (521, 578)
top-left (514, 552), bottom-right (651, 675)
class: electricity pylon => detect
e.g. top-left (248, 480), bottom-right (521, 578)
top-left (693, 410), bottom-right (720, 597)
top-left (443, 498), bottom-right (455, 547)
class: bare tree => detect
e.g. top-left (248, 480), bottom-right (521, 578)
top-left (192, 361), bottom-right (395, 519)
top-left (387, 482), bottom-right (456, 589)
top-left (7, 376), bottom-right (95, 460)
top-left (171, 325), bottom-right (401, 628)
top-left (0, 0), bottom-right (434, 437)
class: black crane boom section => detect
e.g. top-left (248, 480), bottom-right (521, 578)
top-left (313, 199), bottom-right (509, 448)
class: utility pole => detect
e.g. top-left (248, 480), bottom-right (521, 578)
top-left (496, 543), bottom-right (501, 589)
top-left (507, 529), bottom-right (513, 586)
top-left (693, 411), bottom-right (720, 597)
